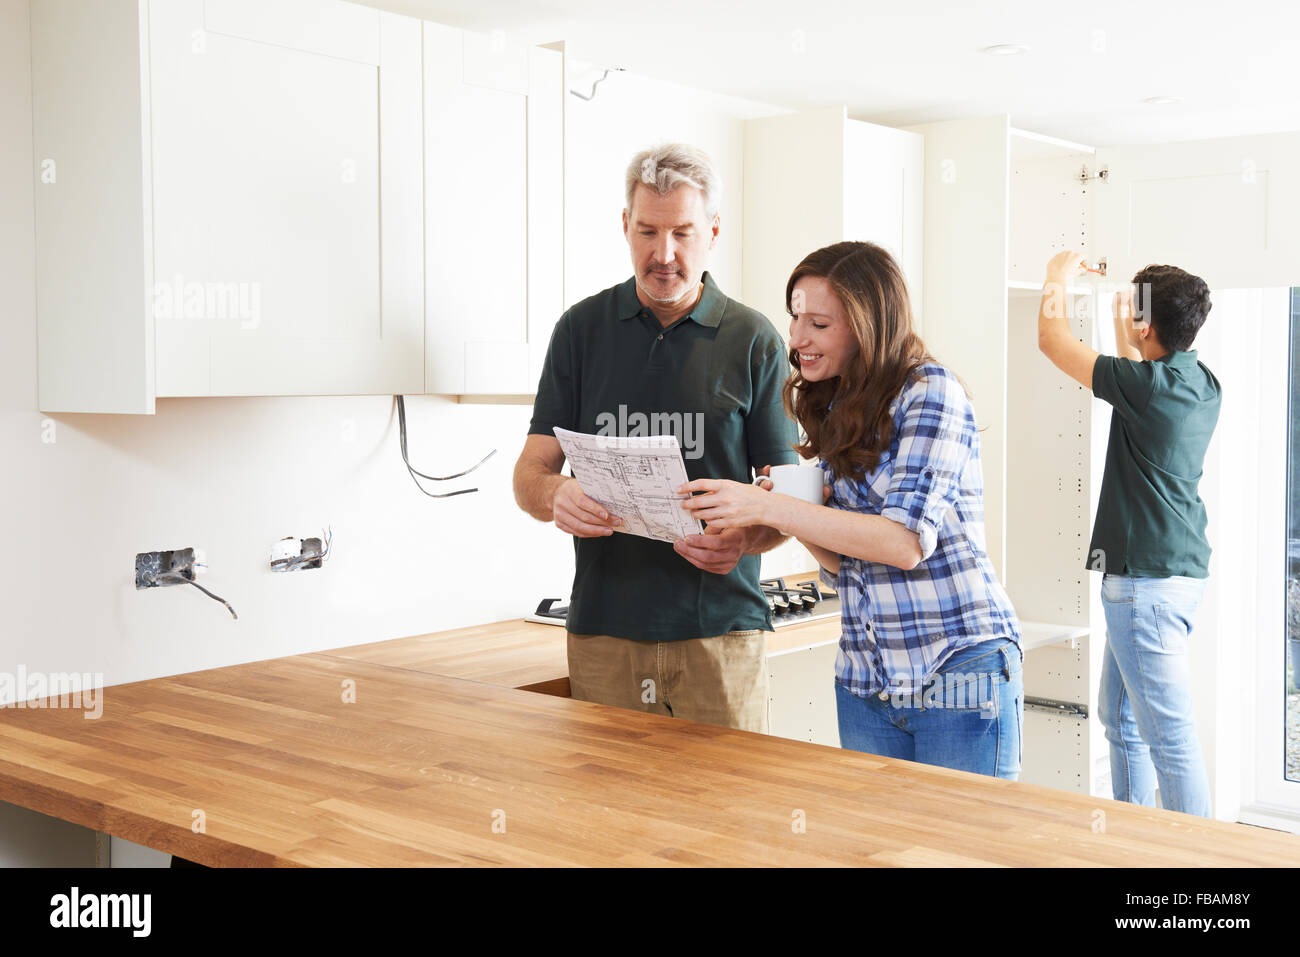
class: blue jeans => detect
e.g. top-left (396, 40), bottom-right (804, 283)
top-left (835, 638), bottom-right (1024, 779)
top-left (1098, 573), bottom-right (1211, 817)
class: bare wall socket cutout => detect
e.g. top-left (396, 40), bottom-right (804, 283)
top-left (270, 537), bottom-right (324, 572)
top-left (135, 548), bottom-right (196, 589)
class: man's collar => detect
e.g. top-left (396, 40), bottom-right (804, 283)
top-left (617, 271), bottom-right (725, 327)
top-left (1157, 349), bottom-right (1198, 365)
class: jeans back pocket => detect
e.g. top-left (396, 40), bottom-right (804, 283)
top-left (1101, 573), bottom-right (1133, 603)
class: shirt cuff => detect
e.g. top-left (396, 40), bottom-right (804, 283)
top-left (880, 503), bottom-right (940, 562)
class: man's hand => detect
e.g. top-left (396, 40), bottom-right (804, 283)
top-left (673, 524), bottom-right (747, 575)
top-left (1045, 250), bottom-right (1086, 287)
top-left (553, 477), bottom-right (622, 538)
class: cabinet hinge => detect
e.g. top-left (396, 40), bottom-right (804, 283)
top-left (1078, 164), bottom-right (1109, 185)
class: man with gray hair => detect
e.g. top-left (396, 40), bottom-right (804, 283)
top-left (513, 143), bottom-right (798, 731)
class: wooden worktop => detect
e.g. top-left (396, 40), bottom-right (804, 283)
top-left (318, 566), bottom-right (843, 693)
top-left (319, 613), bottom-right (842, 693)
top-left (324, 618), bottom-right (572, 691)
top-left (1, 650), bottom-right (1297, 866)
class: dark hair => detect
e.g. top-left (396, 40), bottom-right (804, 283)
top-left (1132, 264), bottom-right (1212, 352)
top-left (781, 241), bottom-right (937, 481)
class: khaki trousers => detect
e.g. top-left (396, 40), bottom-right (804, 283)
top-left (566, 630), bottom-right (769, 733)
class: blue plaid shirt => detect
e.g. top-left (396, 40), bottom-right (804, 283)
top-left (819, 363), bottom-right (1021, 697)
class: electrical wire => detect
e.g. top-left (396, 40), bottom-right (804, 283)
top-left (156, 573), bottom-right (238, 620)
top-left (396, 396), bottom-right (496, 498)
top-left (569, 66), bottom-right (624, 101)
top-left (270, 527), bottom-right (333, 572)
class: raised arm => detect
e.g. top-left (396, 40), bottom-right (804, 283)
top-left (1037, 250), bottom-right (1101, 389)
top-left (1111, 288), bottom-right (1143, 362)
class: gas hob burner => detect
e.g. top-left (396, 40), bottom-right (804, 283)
top-left (759, 577), bottom-right (840, 626)
top-left (526, 577), bottom-right (840, 629)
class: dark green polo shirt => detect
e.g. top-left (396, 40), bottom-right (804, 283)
top-left (1088, 350), bottom-right (1222, 578)
top-left (529, 271), bottom-right (799, 642)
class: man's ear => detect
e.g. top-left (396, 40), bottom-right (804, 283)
top-left (622, 208), bottom-right (629, 238)
top-left (709, 213), bottom-right (720, 248)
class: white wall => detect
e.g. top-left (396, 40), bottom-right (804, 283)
top-left (562, 57), bottom-right (783, 309)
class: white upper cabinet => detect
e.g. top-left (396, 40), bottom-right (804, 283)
top-left (31, 0), bottom-right (424, 411)
top-left (423, 24), bottom-right (564, 396)
top-left (1092, 133), bottom-right (1300, 292)
top-left (150, 0), bottom-right (424, 398)
top-left (742, 108), bottom-right (924, 343)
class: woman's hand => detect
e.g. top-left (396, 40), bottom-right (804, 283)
top-left (677, 478), bottom-right (775, 530)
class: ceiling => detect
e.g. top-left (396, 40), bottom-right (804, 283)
top-left (357, 0), bottom-right (1300, 147)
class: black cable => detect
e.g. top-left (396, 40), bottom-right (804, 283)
top-left (395, 395), bottom-right (496, 498)
top-left (156, 573), bottom-right (238, 620)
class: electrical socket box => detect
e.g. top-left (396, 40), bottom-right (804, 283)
top-left (270, 536), bottom-right (324, 572)
top-left (299, 538), bottom-right (324, 570)
top-left (135, 548), bottom-right (196, 589)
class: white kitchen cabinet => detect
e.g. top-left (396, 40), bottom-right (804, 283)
top-left (916, 117), bottom-right (1300, 795)
top-left (741, 107), bottom-right (924, 341)
top-left (767, 640), bottom-right (841, 748)
top-left (422, 23), bottom-right (564, 396)
top-left (31, 0), bottom-right (424, 412)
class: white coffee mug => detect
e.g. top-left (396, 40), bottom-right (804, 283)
top-left (756, 464), bottom-right (825, 504)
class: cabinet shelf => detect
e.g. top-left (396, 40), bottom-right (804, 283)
top-left (1006, 279), bottom-right (1091, 296)
top-left (1019, 620), bottom-right (1090, 652)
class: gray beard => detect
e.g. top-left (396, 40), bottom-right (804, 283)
top-left (636, 272), bottom-right (689, 304)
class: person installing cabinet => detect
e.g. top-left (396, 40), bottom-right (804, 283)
top-left (1036, 251), bottom-right (1221, 817)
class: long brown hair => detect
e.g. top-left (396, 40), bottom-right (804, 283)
top-left (781, 241), bottom-right (936, 481)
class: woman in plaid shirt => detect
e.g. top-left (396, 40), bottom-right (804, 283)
top-left (681, 241), bottom-right (1024, 779)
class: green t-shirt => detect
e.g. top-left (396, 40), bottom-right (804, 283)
top-left (1088, 350), bottom-right (1222, 578)
top-left (528, 271), bottom-right (799, 641)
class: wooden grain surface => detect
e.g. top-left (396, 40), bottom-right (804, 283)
top-left (321, 615), bottom-right (842, 688)
top-left (0, 652), bottom-right (1297, 866)
top-left (324, 619), bottom-right (570, 689)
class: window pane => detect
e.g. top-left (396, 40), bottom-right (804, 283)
top-left (1288, 286), bottom-right (1300, 783)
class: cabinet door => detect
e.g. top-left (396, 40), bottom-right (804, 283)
top-left (767, 642), bottom-right (840, 747)
top-left (843, 118), bottom-right (925, 316)
top-left (32, 0), bottom-right (156, 414)
top-left (1093, 133), bottom-right (1300, 291)
top-left (742, 108), bottom-right (849, 347)
top-left (424, 24), bottom-right (562, 395)
top-left (525, 45), bottom-right (565, 395)
top-left (913, 116), bottom-right (1010, 578)
top-left (149, 0), bottom-right (424, 396)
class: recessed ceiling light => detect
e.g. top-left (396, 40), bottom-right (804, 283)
top-left (982, 43), bottom-right (1029, 56)
top-left (1143, 95), bottom-right (1183, 105)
